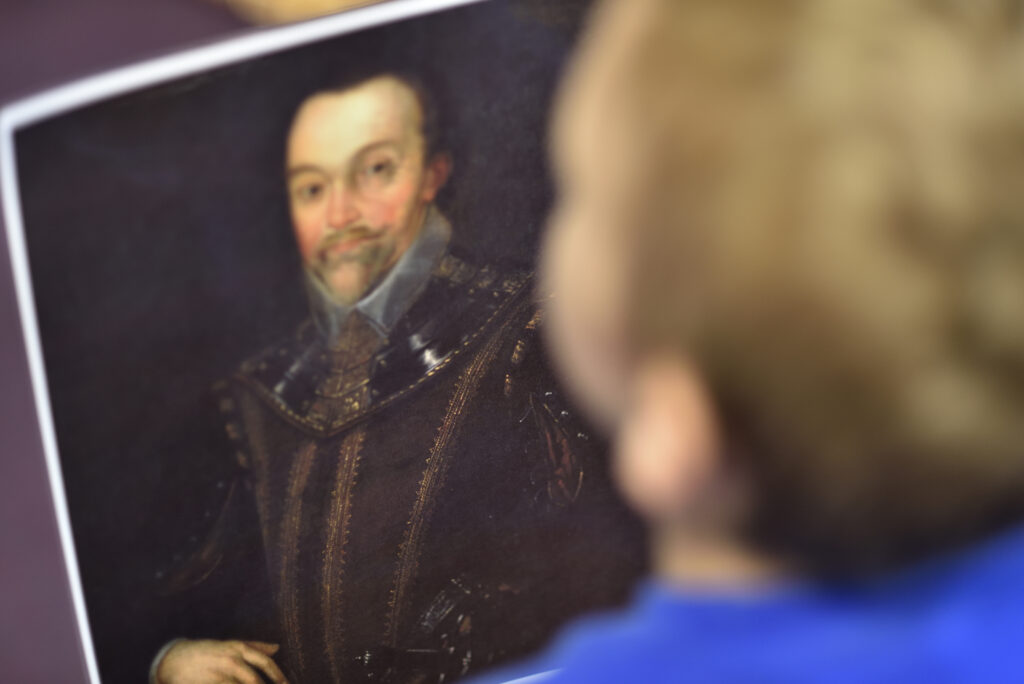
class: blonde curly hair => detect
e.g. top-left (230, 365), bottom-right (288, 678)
top-left (573, 0), bottom-right (1024, 574)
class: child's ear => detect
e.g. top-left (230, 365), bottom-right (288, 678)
top-left (614, 354), bottom-right (721, 522)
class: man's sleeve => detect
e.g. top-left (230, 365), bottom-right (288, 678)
top-left (144, 380), bottom-right (277, 669)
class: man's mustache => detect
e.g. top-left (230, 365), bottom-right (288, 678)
top-left (315, 226), bottom-right (385, 265)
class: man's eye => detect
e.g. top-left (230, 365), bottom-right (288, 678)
top-left (294, 183), bottom-right (324, 202)
top-left (365, 160), bottom-right (396, 179)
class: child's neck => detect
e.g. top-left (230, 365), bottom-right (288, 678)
top-left (653, 522), bottom-right (792, 590)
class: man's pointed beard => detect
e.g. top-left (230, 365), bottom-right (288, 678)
top-left (311, 237), bottom-right (397, 306)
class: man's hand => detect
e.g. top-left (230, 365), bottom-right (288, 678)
top-left (155, 639), bottom-right (289, 684)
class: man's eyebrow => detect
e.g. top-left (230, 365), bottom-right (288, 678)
top-left (286, 140), bottom-right (403, 179)
top-left (286, 164), bottom-right (327, 180)
top-left (352, 139), bottom-right (402, 160)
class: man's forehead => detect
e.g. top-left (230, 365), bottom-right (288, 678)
top-left (288, 76), bottom-right (425, 164)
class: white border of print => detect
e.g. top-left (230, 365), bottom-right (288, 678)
top-left (0, 2), bottom-right (485, 681)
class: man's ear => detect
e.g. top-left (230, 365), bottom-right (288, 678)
top-left (421, 153), bottom-right (453, 202)
top-left (614, 354), bottom-right (721, 523)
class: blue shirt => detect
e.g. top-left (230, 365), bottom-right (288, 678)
top-left (471, 524), bottom-right (1024, 683)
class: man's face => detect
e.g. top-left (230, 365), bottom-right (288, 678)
top-left (286, 76), bottom-right (449, 305)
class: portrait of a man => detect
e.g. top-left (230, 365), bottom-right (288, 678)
top-left (150, 67), bottom-right (642, 683)
top-left (5, 3), bottom-right (642, 683)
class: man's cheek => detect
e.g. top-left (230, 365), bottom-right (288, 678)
top-left (293, 217), bottom-right (322, 263)
top-left (371, 184), bottom-right (418, 227)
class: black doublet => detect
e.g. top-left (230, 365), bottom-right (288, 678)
top-left (174, 252), bottom-right (645, 683)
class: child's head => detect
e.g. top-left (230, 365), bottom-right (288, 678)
top-left (544, 0), bottom-right (1024, 577)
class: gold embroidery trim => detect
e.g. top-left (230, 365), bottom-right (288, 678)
top-left (237, 393), bottom-right (272, 526)
top-left (384, 296), bottom-right (532, 644)
top-left (280, 441), bottom-right (318, 676)
top-left (322, 429), bottom-right (366, 682)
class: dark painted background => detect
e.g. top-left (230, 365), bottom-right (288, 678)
top-left (1, 0), bottom-right (592, 681)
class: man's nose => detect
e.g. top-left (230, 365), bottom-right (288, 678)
top-left (326, 180), bottom-right (360, 228)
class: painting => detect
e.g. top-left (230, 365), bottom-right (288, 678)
top-left (0, 1), bottom-right (645, 683)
